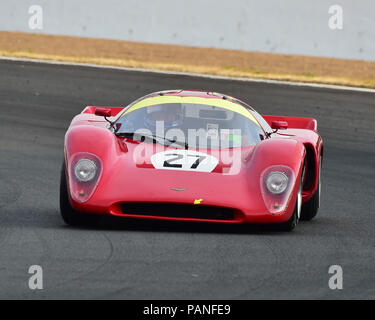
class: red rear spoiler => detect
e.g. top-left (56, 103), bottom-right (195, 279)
top-left (262, 115), bottom-right (317, 131)
top-left (82, 106), bottom-right (125, 117)
top-left (81, 108), bottom-right (317, 131)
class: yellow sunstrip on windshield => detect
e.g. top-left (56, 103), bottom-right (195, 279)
top-left (121, 96), bottom-right (258, 125)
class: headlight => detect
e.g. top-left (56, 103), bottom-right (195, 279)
top-left (69, 153), bottom-right (102, 203)
top-left (260, 165), bottom-right (294, 214)
top-left (74, 159), bottom-right (97, 182)
top-left (266, 171), bottom-right (289, 194)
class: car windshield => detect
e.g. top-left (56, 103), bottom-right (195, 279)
top-left (114, 101), bottom-right (265, 149)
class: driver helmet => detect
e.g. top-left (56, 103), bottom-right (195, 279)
top-left (144, 103), bottom-right (183, 131)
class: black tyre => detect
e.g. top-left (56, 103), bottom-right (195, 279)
top-left (300, 155), bottom-right (321, 221)
top-left (278, 205), bottom-right (298, 232)
top-left (277, 165), bottom-right (304, 232)
top-left (60, 161), bottom-right (101, 226)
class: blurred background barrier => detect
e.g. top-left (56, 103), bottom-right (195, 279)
top-left (0, 0), bottom-right (374, 61)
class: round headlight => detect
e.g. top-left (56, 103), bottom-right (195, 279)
top-left (74, 159), bottom-right (97, 182)
top-left (266, 171), bottom-right (289, 194)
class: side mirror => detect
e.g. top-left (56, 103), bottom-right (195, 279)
top-left (271, 120), bottom-right (288, 130)
top-left (95, 107), bottom-right (112, 118)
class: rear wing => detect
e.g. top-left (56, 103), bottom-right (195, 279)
top-left (82, 106), bottom-right (125, 117)
top-left (262, 115), bottom-right (317, 132)
top-left (81, 108), bottom-right (317, 131)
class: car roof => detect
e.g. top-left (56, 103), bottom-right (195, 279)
top-left (121, 90), bottom-right (259, 124)
top-left (150, 90), bottom-right (254, 108)
top-left (128, 90), bottom-right (255, 111)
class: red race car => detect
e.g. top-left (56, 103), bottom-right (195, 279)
top-left (60, 90), bottom-right (323, 231)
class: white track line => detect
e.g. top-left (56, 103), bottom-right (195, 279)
top-left (1, 55), bottom-right (375, 94)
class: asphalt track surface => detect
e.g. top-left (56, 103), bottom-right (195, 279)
top-left (0, 60), bottom-right (374, 299)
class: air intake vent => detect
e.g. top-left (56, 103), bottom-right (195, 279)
top-left (121, 202), bottom-right (237, 221)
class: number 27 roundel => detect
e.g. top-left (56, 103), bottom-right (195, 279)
top-left (151, 150), bottom-right (219, 173)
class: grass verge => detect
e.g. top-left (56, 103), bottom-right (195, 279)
top-left (1, 32), bottom-right (374, 89)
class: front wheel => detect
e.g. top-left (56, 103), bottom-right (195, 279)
top-left (277, 166), bottom-right (303, 232)
top-left (300, 155), bottom-right (321, 221)
top-left (60, 161), bottom-right (101, 226)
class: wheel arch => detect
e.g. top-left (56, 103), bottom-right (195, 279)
top-left (302, 141), bottom-right (323, 194)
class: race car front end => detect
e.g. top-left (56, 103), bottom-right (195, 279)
top-left (65, 138), bottom-right (304, 226)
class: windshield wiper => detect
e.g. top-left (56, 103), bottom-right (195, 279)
top-left (115, 132), bottom-right (189, 149)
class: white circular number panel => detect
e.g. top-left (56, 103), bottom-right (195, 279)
top-left (151, 150), bottom-right (219, 173)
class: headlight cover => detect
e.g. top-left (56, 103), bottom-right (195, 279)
top-left (69, 153), bottom-right (102, 203)
top-left (260, 165), bottom-right (295, 215)
top-left (266, 171), bottom-right (289, 194)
